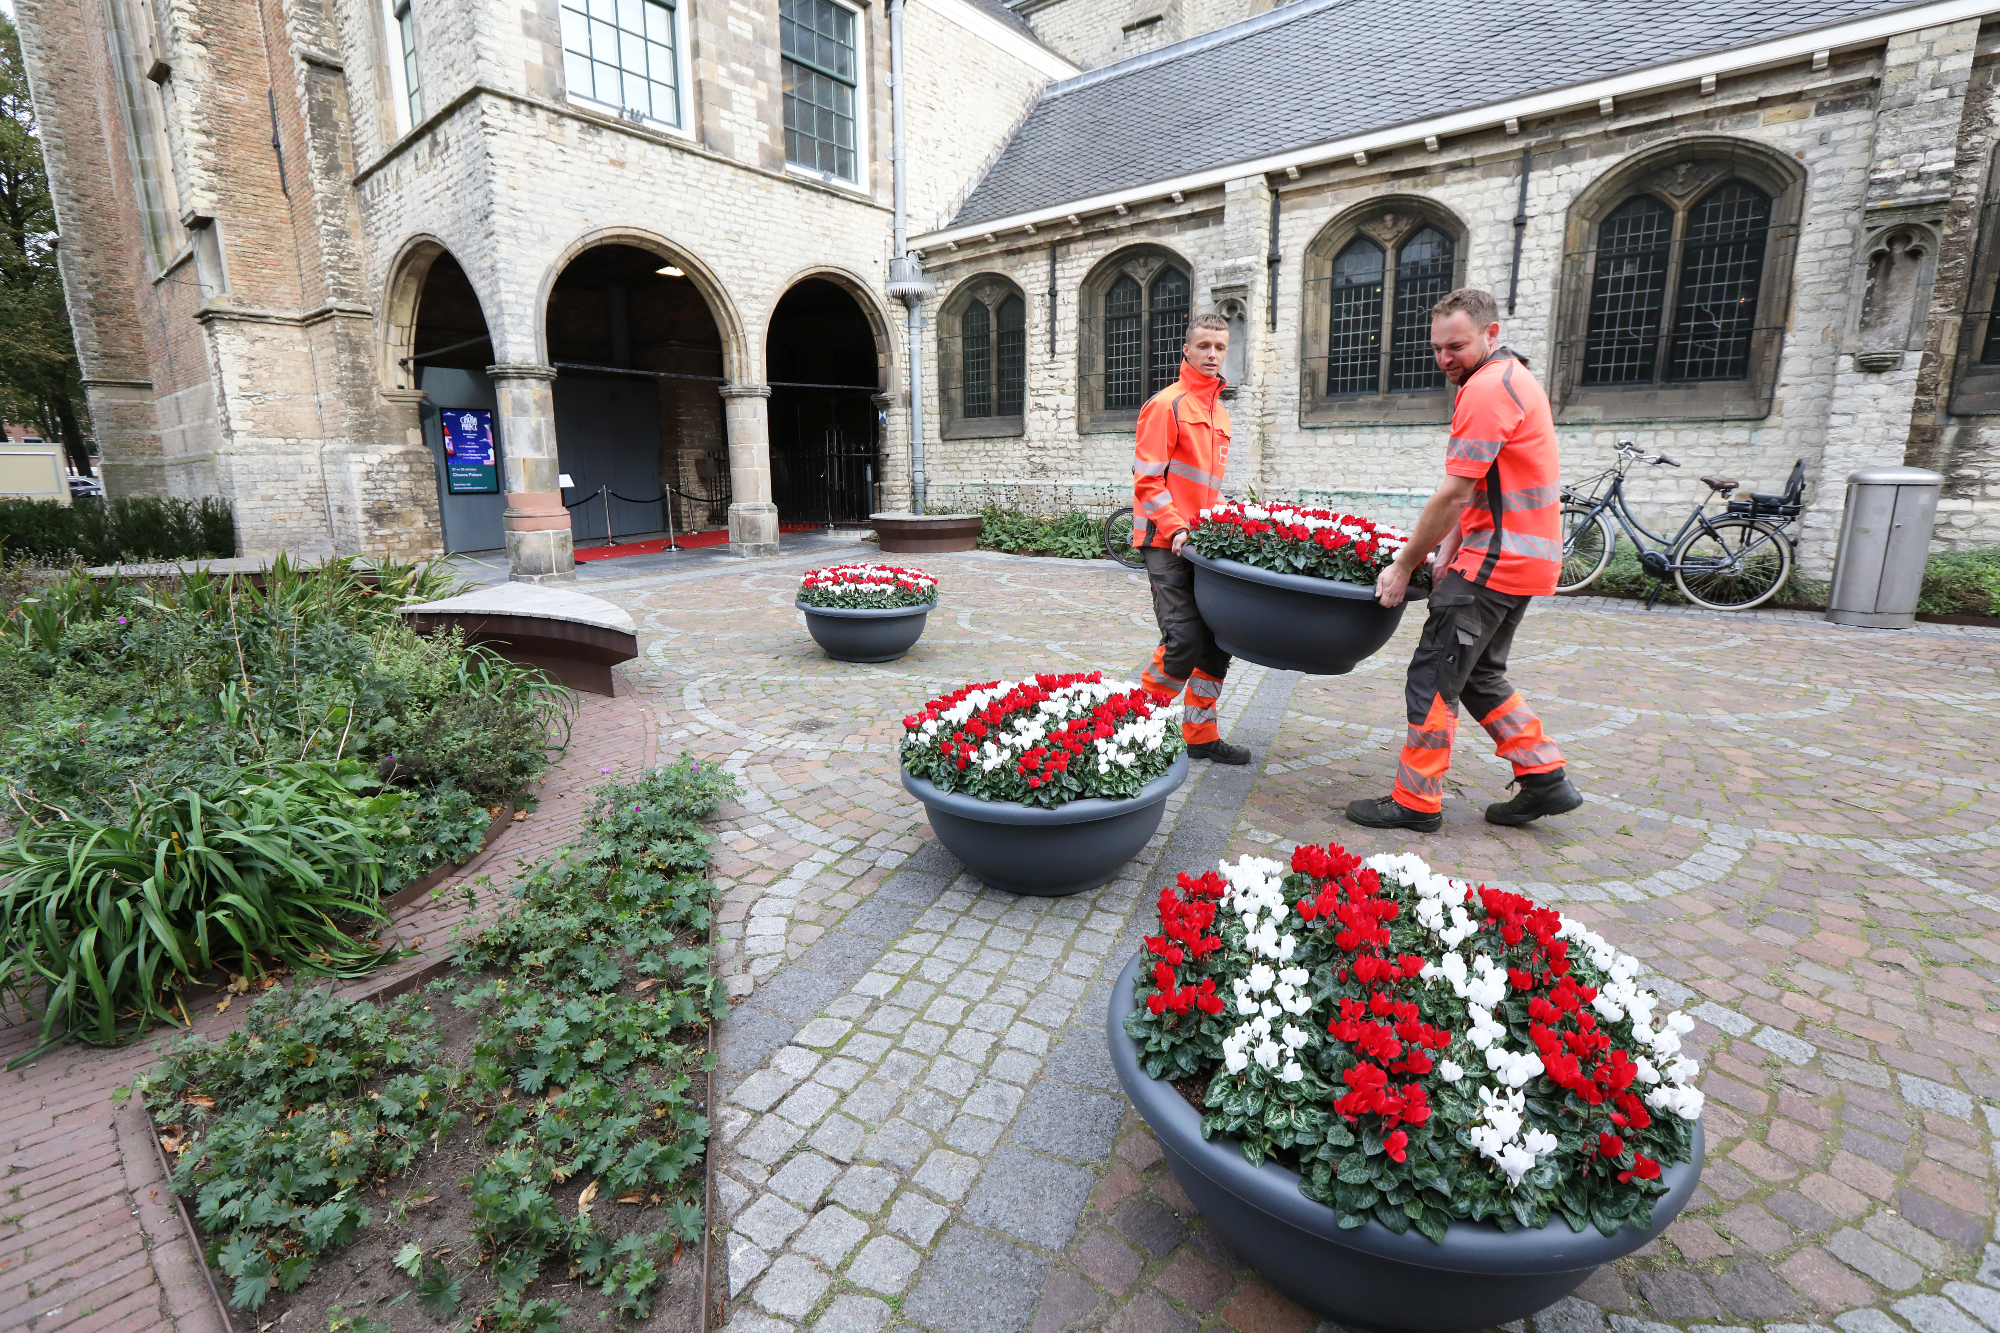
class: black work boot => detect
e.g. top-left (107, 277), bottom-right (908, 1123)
top-left (1344, 796), bottom-right (1443, 833)
top-left (1187, 739), bottom-right (1253, 765)
top-left (1484, 768), bottom-right (1584, 826)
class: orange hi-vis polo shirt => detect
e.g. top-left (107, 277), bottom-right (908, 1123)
top-left (1444, 348), bottom-right (1563, 597)
top-left (1132, 362), bottom-right (1231, 548)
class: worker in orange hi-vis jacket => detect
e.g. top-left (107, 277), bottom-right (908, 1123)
top-left (1346, 287), bottom-right (1583, 832)
top-left (1131, 312), bottom-right (1252, 765)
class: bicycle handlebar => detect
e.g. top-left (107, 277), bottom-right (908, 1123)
top-left (1654, 455), bottom-right (1681, 468)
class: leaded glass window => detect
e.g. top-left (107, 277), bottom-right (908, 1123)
top-left (1668, 182), bottom-right (1769, 382)
top-left (1326, 239), bottom-right (1384, 395)
top-left (995, 296), bottom-right (1026, 416)
top-left (781, 0), bottom-right (858, 181)
top-left (1104, 276), bottom-right (1144, 410)
top-left (1147, 268), bottom-right (1190, 396)
top-left (962, 301), bottom-right (992, 418)
top-left (1582, 195), bottom-right (1673, 385)
top-left (1389, 228), bottom-right (1452, 392)
top-left (394, 2), bottom-right (423, 125)
top-left (561, 0), bottom-right (680, 125)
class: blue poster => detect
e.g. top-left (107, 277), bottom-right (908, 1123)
top-left (441, 409), bottom-right (498, 495)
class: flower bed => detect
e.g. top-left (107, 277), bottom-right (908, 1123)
top-left (1125, 844), bottom-right (1703, 1242)
top-left (900, 672), bottom-right (1182, 809)
top-left (798, 563), bottom-right (937, 609)
top-left (1191, 501), bottom-right (1413, 585)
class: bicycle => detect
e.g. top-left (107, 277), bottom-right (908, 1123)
top-left (1102, 506), bottom-right (1147, 568)
top-left (1556, 440), bottom-right (1803, 611)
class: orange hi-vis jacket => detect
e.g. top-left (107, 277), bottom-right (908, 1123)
top-left (1132, 362), bottom-right (1231, 548)
top-left (1444, 348), bottom-right (1563, 597)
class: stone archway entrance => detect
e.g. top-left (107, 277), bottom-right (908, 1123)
top-left (543, 243), bottom-right (732, 547)
top-left (766, 278), bottom-right (886, 527)
top-left (399, 250), bottom-right (505, 554)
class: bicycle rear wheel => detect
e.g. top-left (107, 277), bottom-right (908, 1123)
top-left (1556, 503), bottom-right (1614, 593)
top-left (1672, 517), bottom-right (1792, 610)
top-left (1103, 507), bottom-right (1146, 568)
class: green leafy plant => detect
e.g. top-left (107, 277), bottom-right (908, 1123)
top-left (975, 506), bottom-right (1105, 559)
top-left (0, 763), bottom-right (405, 1055)
top-left (0, 496), bottom-right (235, 565)
top-left (1918, 545), bottom-right (2000, 618)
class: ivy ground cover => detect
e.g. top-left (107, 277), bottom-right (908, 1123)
top-left (1126, 843), bottom-right (1703, 1243)
top-left (130, 755), bottom-right (735, 1333)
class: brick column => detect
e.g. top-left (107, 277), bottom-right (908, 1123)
top-left (721, 383), bottom-right (780, 557)
top-left (490, 364), bottom-right (575, 582)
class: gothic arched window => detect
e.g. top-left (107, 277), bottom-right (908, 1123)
top-left (1557, 144), bottom-right (1801, 420)
top-left (1080, 247), bottom-right (1197, 430)
top-left (941, 274), bottom-right (1029, 438)
top-left (1303, 202), bottom-right (1466, 423)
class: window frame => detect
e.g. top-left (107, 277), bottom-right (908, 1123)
top-left (1076, 245), bottom-right (1197, 435)
top-left (780, 0), bottom-right (869, 189)
top-left (1298, 198), bottom-right (1466, 426)
top-left (1948, 143), bottom-right (2000, 415)
top-left (1552, 138), bottom-right (1803, 423)
top-left (939, 273), bottom-right (1030, 440)
top-left (382, 0), bottom-right (422, 134)
top-left (558, 0), bottom-right (693, 138)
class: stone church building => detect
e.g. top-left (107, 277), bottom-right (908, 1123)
top-left (15, 0), bottom-right (2000, 580)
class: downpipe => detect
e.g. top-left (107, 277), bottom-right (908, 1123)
top-left (885, 0), bottom-right (936, 514)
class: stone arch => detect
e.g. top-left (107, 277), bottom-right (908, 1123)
top-left (1553, 135), bottom-right (1807, 420)
top-left (535, 226), bottom-right (750, 384)
top-left (379, 234), bottom-right (496, 393)
top-left (1298, 194), bottom-right (1468, 424)
top-left (766, 265), bottom-right (897, 392)
top-left (1077, 242), bottom-right (1196, 433)
top-left (765, 270), bottom-right (892, 527)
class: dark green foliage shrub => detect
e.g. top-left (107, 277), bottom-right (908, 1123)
top-left (0, 495), bottom-right (235, 564)
top-left (1918, 546), bottom-right (2000, 617)
top-left (975, 506), bottom-right (1105, 559)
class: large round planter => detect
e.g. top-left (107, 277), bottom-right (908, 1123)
top-left (1108, 952), bottom-right (1705, 1333)
top-left (798, 600), bottom-right (933, 663)
top-left (900, 755), bottom-right (1188, 896)
top-left (872, 512), bottom-right (983, 553)
top-left (1184, 550), bottom-right (1424, 675)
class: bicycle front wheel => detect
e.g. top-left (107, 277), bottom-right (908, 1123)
top-left (1556, 503), bottom-right (1615, 593)
top-left (1672, 517), bottom-right (1792, 611)
top-left (1103, 507), bottom-right (1145, 568)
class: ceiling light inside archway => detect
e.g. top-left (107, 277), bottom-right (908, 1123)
top-left (656, 265), bottom-right (685, 277)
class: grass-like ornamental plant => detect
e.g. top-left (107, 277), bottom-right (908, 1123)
top-left (798, 562), bottom-right (938, 609)
top-left (1192, 501), bottom-right (1413, 585)
top-left (900, 671), bottom-right (1184, 808)
top-left (0, 762), bottom-right (403, 1057)
top-left (1126, 844), bottom-right (1702, 1242)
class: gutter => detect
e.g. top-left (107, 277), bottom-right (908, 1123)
top-left (886, 0), bottom-right (938, 514)
top-left (911, 0), bottom-right (1996, 250)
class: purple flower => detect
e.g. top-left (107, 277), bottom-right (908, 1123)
top-left (117, 617), bottom-right (128, 624)
top-left (600, 766), bottom-right (611, 775)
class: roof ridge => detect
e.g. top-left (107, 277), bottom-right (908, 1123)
top-left (1041, 0), bottom-right (1364, 97)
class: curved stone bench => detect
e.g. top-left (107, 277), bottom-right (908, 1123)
top-left (401, 583), bottom-right (638, 696)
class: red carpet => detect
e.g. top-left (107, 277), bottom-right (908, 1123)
top-left (571, 524), bottom-right (820, 562)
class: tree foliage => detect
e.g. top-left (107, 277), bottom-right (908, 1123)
top-left (0, 14), bottom-right (90, 475)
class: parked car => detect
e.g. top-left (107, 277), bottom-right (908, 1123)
top-left (68, 475), bottom-right (105, 500)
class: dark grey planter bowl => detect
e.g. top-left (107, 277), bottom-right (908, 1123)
top-left (1184, 550), bottom-right (1425, 675)
top-left (798, 599), bottom-right (933, 663)
top-left (1108, 951), bottom-right (1705, 1333)
top-left (900, 754), bottom-right (1188, 896)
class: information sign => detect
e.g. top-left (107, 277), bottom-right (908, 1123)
top-left (441, 409), bottom-right (498, 495)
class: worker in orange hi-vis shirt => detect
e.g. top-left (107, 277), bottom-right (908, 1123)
top-left (1131, 312), bottom-right (1252, 765)
top-left (1346, 287), bottom-right (1583, 833)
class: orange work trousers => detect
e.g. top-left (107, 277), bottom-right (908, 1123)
top-left (1141, 546), bottom-right (1230, 745)
top-left (1391, 571), bottom-right (1564, 813)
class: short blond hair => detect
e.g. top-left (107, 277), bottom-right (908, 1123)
top-left (1186, 312), bottom-right (1230, 338)
top-left (1432, 287), bottom-right (1499, 326)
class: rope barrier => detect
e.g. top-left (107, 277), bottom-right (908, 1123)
top-left (560, 483), bottom-right (729, 508)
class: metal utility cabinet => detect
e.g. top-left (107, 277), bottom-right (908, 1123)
top-left (1825, 466), bottom-right (1944, 629)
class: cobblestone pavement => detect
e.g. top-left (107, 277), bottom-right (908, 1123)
top-left (605, 545), bottom-right (2000, 1333)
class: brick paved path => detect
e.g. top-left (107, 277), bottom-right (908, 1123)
top-left (601, 548), bottom-right (2000, 1333)
top-left (0, 687), bottom-right (652, 1333)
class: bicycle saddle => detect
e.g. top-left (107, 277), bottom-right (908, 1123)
top-left (1700, 475), bottom-right (1739, 492)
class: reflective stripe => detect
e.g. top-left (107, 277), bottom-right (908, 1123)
top-left (1478, 694), bottom-right (1534, 742)
top-left (1404, 723), bottom-right (1451, 751)
top-left (1132, 459), bottom-right (1170, 476)
top-left (1472, 483), bottom-right (1561, 515)
top-left (1138, 491), bottom-right (1176, 515)
top-left (1447, 436), bottom-right (1504, 465)
top-left (1183, 705), bottom-right (1217, 724)
top-left (1394, 759), bottom-right (1442, 798)
top-left (1461, 528), bottom-right (1565, 563)
top-left (1167, 460), bottom-right (1225, 489)
top-left (1185, 676), bottom-right (1223, 703)
top-left (1509, 739), bottom-right (1564, 770)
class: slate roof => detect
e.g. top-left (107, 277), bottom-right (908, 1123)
top-left (948, 0), bottom-right (1953, 228)
top-left (959, 0), bottom-right (1043, 38)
